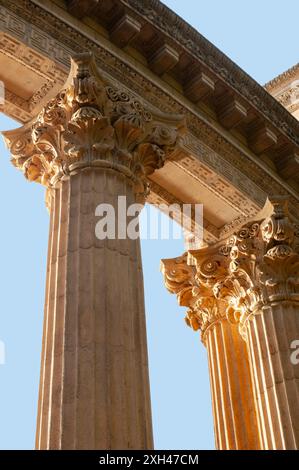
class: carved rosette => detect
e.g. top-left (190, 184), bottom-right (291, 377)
top-left (3, 53), bottom-right (185, 200)
top-left (162, 197), bottom-right (299, 341)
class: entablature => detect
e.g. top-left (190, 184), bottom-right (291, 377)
top-left (1, 0), bottom-right (299, 243)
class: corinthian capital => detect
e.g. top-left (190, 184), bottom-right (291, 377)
top-left (161, 252), bottom-right (228, 340)
top-left (162, 197), bottom-right (299, 341)
top-left (2, 53), bottom-right (185, 198)
top-left (191, 198), bottom-right (299, 335)
top-left (228, 197), bottom-right (299, 306)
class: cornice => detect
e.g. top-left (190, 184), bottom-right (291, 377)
top-left (123, 0), bottom-right (299, 147)
top-left (2, 0), bottom-right (299, 150)
top-left (265, 63), bottom-right (299, 92)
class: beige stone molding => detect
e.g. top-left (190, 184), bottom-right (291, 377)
top-left (275, 84), bottom-right (299, 113)
top-left (3, 52), bottom-right (185, 200)
top-left (0, 29), bottom-right (67, 121)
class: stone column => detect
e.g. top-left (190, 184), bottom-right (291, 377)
top-left (161, 254), bottom-right (261, 450)
top-left (162, 198), bottom-right (299, 450)
top-left (227, 198), bottom-right (299, 449)
top-left (202, 317), bottom-right (261, 450)
top-left (3, 53), bottom-right (185, 450)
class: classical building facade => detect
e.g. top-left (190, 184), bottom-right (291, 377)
top-left (1, 0), bottom-right (299, 450)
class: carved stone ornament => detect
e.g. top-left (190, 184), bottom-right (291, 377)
top-left (161, 252), bottom-right (228, 340)
top-left (2, 53), bottom-right (186, 200)
top-left (161, 197), bottom-right (299, 341)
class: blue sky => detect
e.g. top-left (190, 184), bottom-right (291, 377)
top-left (0, 0), bottom-right (298, 450)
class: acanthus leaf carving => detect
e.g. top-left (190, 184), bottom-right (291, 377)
top-left (2, 52), bottom-right (186, 200)
top-left (161, 252), bottom-right (228, 342)
top-left (162, 197), bottom-right (299, 342)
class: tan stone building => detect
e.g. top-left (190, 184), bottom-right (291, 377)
top-left (1, 0), bottom-right (299, 450)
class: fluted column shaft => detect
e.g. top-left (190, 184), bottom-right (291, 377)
top-left (35, 168), bottom-right (153, 450)
top-left (245, 303), bottom-right (299, 449)
top-left (204, 319), bottom-right (261, 450)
